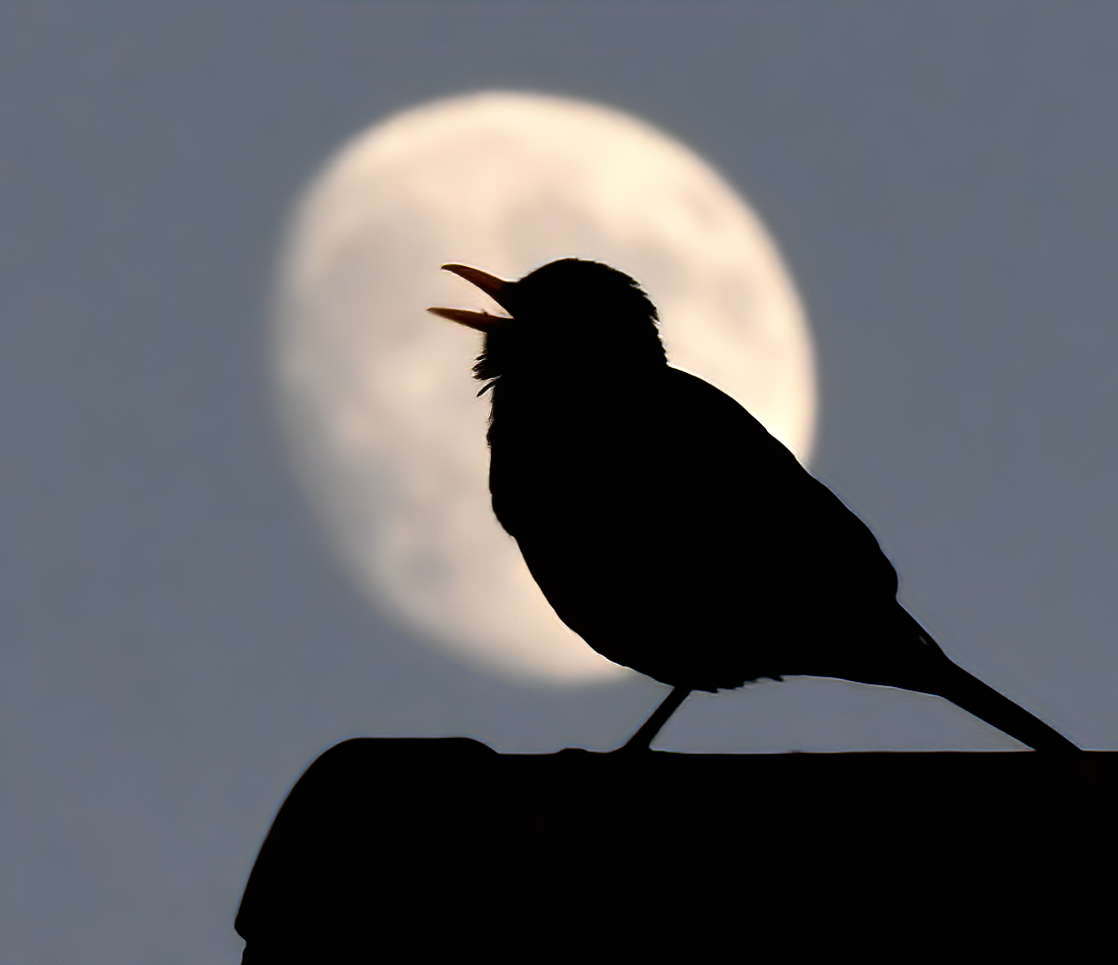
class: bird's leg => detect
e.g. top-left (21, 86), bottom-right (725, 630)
top-left (616, 686), bottom-right (692, 753)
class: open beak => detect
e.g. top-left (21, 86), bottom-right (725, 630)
top-left (428, 264), bottom-right (512, 332)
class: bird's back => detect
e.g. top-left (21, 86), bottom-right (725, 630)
top-left (488, 366), bottom-right (901, 691)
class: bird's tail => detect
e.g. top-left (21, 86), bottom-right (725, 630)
top-left (898, 610), bottom-right (1078, 752)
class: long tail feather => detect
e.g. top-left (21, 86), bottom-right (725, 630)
top-left (895, 608), bottom-right (1078, 752)
top-left (928, 658), bottom-right (1079, 752)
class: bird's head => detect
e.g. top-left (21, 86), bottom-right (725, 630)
top-left (428, 258), bottom-right (666, 391)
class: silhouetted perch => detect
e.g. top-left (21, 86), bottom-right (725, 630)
top-left (237, 739), bottom-right (1110, 959)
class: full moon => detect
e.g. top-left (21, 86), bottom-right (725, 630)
top-left (275, 91), bottom-right (815, 684)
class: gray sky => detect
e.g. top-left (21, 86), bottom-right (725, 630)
top-left (3, 3), bottom-right (1116, 961)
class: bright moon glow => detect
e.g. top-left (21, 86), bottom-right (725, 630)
top-left (275, 91), bottom-right (815, 684)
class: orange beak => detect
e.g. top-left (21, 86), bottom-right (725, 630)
top-left (428, 264), bottom-right (513, 332)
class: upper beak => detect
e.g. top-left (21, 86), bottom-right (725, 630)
top-left (428, 264), bottom-right (512, 332)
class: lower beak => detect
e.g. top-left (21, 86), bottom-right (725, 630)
top-left (428, 264), bottom-right (512, 332)
top-left (427, 306), bottom-right (505, 332)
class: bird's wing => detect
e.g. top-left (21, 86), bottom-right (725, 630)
top-left (657, 368), bottom-right (899, 598)
top-left (492, 367), bottom-right (901, 688)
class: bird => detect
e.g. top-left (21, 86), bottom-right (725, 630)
top-left (429, 258), bottom-right (1078, 752)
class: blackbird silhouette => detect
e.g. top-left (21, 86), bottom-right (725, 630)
top-left (430, 258), bottom-right (1077, 751)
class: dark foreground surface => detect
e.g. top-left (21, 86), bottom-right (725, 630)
top-left (237, 740), bottom-right (1115, 959)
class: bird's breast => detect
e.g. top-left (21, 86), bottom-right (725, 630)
top-left (489, 409), bottom-right (652, 533)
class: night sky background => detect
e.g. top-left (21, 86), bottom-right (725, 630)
top-left (3, 4), bottom-right (1116, 960)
